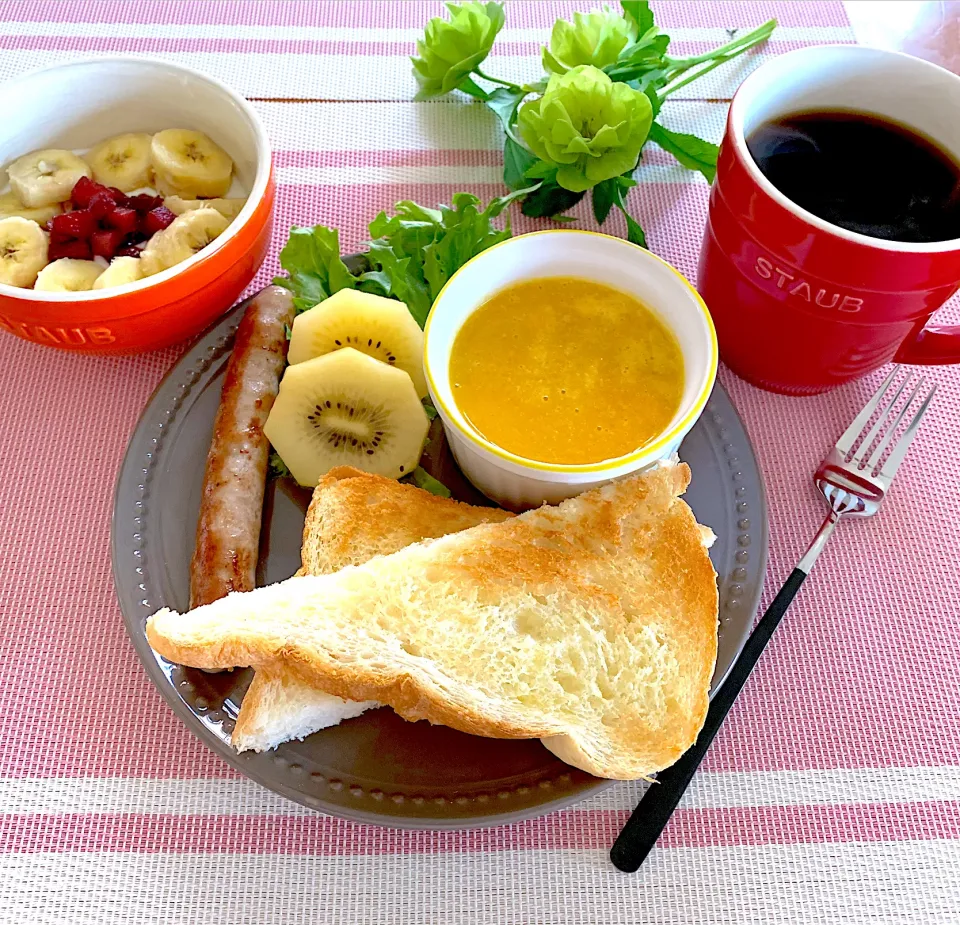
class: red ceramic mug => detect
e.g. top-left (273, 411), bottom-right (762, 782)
top-left (698, 45), bottom-right (960, 394)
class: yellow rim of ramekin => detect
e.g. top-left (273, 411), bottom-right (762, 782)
top-left (423, 229), bottom-right (719, 474)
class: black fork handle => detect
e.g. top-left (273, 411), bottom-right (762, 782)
top-left (609, 567), bottom-right (807, 873)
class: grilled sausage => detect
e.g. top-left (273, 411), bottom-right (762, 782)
top-left (189, 285), bottom-right (295, 608)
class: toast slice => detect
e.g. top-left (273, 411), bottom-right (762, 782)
top-left (233, 467), bottom-right (513, 751)
top-left (148, 463), bottom-right (718, 780)
top-left (233, 665), bottom-right (378, 752)
top-left (296, 466), bottom-right (514, 576)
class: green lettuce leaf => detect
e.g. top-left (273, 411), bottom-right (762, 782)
top-left (407, 466), bottom-right (452, 497)
top-left (273, 226), bottom-right (356, 313)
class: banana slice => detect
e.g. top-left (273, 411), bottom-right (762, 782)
top-left (264, 347), bottom-right (429, 486)
top-left (7, 148), bottom-right (91, 208)
top-left (288, 289), bottom-right (427, 397)
top-left (93, 255), bottom-right (144, 290)
top-left (151, 129), bottom-right (233, 198)
top-left (0, 190), bottom-right (61, 225)
top-left (87, 132), bottom-right (153, 192)
top-left (164, 195), bottom-right (247, 220)
top-left (0, 217), bottom-right (49, 288)
top-left (139, 207), bottom-right (229, 276)
top-left (34, 257), bottom-right (103, 292)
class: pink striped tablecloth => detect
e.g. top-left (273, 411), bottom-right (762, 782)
top-left (0, 2), bottom-right (958, 923)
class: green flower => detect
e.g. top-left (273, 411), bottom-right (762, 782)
top-left (411, 1), bottom-right (505, 100)
top-left (542, 6), bottom-right (637, 74)
top-left (518, 65), bottom-right (652, 192)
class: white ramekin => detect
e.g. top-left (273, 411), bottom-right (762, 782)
top-left (424, 230), bottom-right (719, 509)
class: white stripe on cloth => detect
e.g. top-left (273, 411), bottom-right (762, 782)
top-left (255, 100), bottom-right (728, 151)
top-left (0, 49), bottom-right (776, 101)
top-left (3, 766), bottom-right (958, 815)
top-left (274, 164), bottom-right (707, 185)
top-left (2, 843), bottom-right (958, 925)
top-left (0, 25), bottom-right (855, 43)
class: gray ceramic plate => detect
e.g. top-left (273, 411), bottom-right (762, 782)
top-left (112, 294), bottom-right (768, 830)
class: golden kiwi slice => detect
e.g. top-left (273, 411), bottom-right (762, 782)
top-left (264, 347), bottom-right (429, 486)
top-left (288, 289), bottom-right (427, 398)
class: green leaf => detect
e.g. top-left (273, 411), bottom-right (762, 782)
top-left (394, 200), bottom-right (444, 223)
top-left (362, 188), bottom-right (523, 328)
top-left (550, 214), bottom-right (578, 223)
top-left (356, 270), bottom-right (392, 296)
top-left (274, 225), bottom-right (356, 313)
top-left (457, 74), bottom-right (490, 100)
top-left (503, 135), bottom-right (538, 190)
top-left (641, 81), bottom-right (662, 118)
top-left (592, 178), bottom-right (618, 225)
top-left (520, 181), bottom-right (585, 218)
top-left (422, 399), bottom-right (439, 421)
top-left (594, 174), bottom-right (648, 247)
top-left (621, 0), bottom-right (654, 35)
top-left (268, 450), bottom-right (291, 480)
top-left (591, 170), bottom-right (637, 226)
top-left (619, 203), bottom-right (647, 248)
top-left (409, 466), bottom-right (452, 497)
top-left (485, 86), bottom-right (526, 133)
top-left (523, 160), bottom-right (556, 181)
top-left (614, 31), bottom-right (669, 69)
top-left (648, 122), bottom-right (718, 183)
top-left (364, 241), bottom-right (432, 327)
top-left (484, 183), bottom-right (539, 217)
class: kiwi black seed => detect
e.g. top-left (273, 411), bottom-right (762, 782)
top-left (306, 394), bottom-right (392, 457)
top-left (331, 333), bottom-right (398, 366)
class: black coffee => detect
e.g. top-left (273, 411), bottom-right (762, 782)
top-left (747, 110), bottom-right (960, 243)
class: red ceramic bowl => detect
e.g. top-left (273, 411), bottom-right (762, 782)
top-left (0, 57), bottom-right (274, 354)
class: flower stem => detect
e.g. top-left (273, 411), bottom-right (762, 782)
top-left (664, 19), bottom-right (776, 71)
top-left (660, 52), bottom-right (742, 98)
top-left (474, 67), bottom-right (523, 91)
top-left (661, 19), bottom-right (776, 93)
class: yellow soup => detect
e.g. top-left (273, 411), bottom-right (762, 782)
top-left (448, 277), bottom-right (684, 465)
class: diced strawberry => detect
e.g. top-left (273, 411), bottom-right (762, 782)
top-left (71, 176), bottom-right (99, 209)
top-left (140, 206), bottom-right (176, 236)
top-left (50, 209), bottom-right (97, 239)
top-left (105, 207), bottom-right (138, 235)
top-left (88, 192), bottom-right (117, 220)
top-left (107, 187), bottom-right (129, 207)
top-left (90, 228), bottom-right (125, 260)
top-left (48, 238), bottom-right (92, 261)
top-left (116, 245), bottom-right (143, 258)
top-left (127, 193), bottom-right (163, 213)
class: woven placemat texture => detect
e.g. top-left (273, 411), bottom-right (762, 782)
top-left (0, 3), bottom-right (957, 923)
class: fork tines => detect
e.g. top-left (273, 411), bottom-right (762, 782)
top-left (835, 366), bottom-right (937, 482)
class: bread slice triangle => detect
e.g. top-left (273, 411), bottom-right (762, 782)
top-left (148, 463), bottom-right (718, 780)
top-left (234, 466), bottom-right (513, 752)
top-left (232, 666), bottom-right (378, 752)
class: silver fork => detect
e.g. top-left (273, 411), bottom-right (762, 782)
top-left (610, 366), bottom-right (937, 873)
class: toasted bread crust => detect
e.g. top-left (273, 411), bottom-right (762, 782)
top-left (148, 464), bottom-right (718, 780)
top-left (236, 468), bottom-right (513, 746)
top-left (295, 466), bottom-right (514, 576)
